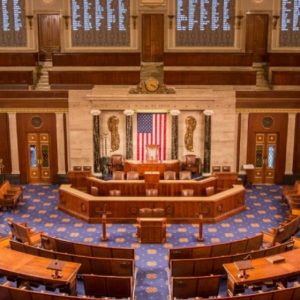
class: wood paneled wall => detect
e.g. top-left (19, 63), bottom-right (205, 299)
top-left (164, 71), bottom-right (256, 85)
top-left (271, 71), bottom-right (300, 85)
top-left (0, 71), bottom-right (33, 85)
top-left (268, 53), bottom-right (300, 66)
top-left (52, 53), bottom-right (141, 66)
top-left (49, 71), bottom-right (140, 85)
top-left (164, 53), bottom-right (253, 66)
top-left (16, 114), bottom-right (58, 183)
top-left (0, 53), bottom-right (38, 66)
top-left (0, 113), bottom-right (11, 173)
top-left (247, 113), bottom-right (288, 183)
top-left (294, 114), bottom-right (300, 174)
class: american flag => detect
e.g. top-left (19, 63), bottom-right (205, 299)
top-left (137, 113), bottom-right (167, 161)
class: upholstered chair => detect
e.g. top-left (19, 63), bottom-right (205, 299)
top-left (145, 189), bottom-right (158, 196)
top-left (109, 154), bottom-right (124, 173)
top-left (73, 166), bottom-right (82, 171)
top-left (181, 189), bottom-right (194, 196)
top-left (179, 171), bottom-right (192, 180)
top-left (109, 189), bottom-right (121, 196)
top-left (90, 186), bottom-right (99, 196)
top-left (139, 208), bottom-right (153, 217)
top-left (164, 171), bottom-right (176, 180)
top-left (182, 155), bottom-right (202, 175)
top-left (152, 208), bottom-right (165, 217)
top-left (112, 171), bottom-right (125, 180)
top-left (212, 166), bottom-right (221, 173)
top-left (83, 166), bottom-right (92, 171)
top-left (205, 186), bottom-right (215, 196)
top-left (222, 166), bottom-right (231, 172)
top-left (126, 171), bottom-right (139, 180)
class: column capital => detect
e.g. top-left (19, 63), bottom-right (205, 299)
top-left (123, 109), bottom-right (134, 116)
top-left (90, 109), bottom-right (101, 116)
top-left (203, 110), bottom-right (214, 116)
top-left (170, 109), bottom-right (181, 116)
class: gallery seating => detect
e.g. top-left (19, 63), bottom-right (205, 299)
top-left (40, 234), bottom-right (135, 258)
top-left (83, 274), bottom-right (134, 299)
top-left (0, 180), bottom-right (22, 210)
top-left (7, 220), bottom-right (42, 246)
top-left (169, 234), bottom-right (264, 261)
top-left (171, 275), bottom-right (222, 299)
top-left (169, 240), bottom-right (293, 277)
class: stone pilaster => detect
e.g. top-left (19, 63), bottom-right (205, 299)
top-left (285, 113), bottom-right (296, 175)
top-left (8, 113), bottom-right (20, 174)
top-left (91, 109), bottom-right (101, 173)
top-left (124, 110), bottom-right (134, 159)
top-left (55, 113), bottom-right (66, 174)
top-left (170, 110), bottom-right (180, 159)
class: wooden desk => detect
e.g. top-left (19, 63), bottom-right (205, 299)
top-left (223, 248), bottom-right (300, 296)
top-left (67, 170), bottom-right (91, 190)
top-left (137, 217), bottom-right (166, 243)
top-left (0, 247), bottom-right (80, 295)
top-left (124, 160), bottom-right (180, 177)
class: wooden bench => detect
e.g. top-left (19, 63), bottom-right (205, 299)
top-left (263, 215), bottom-right (300, 246)
top-left (83, 274), bottom-right (134, 299)
top-left (0, 283), bottom-right (109, 299)
top-left (41, 234), bottom-right (134, 259)
top-left (170, 240), bottom-right (293, 277)
top-left (10, 239), bottom-right (136, 278)
top-left (169, 234), bottom-right (263, 262)
top-left (171, 275), bottom-right (222, 299)
top-left (7, 220), bottom-right (42, 246)
top-left (0, 180), bottom-right (22, 210)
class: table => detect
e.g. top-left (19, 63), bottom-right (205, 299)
top-left (223, 248), bottom-right (300, 296)
top-left (0, 247), bottom-right (80, 295)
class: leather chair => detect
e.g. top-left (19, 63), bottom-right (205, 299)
top-left (126, 171), bottom-right (139, 180)
top-left (179, 171), bottom-right (192, 180)
top-left (212, 166), bottom-right (221, 173)
top-left (83, 166), bottom-right (92, 171)
top-left (112, 171), bottom-right (125, 180)
top-left (182, 155), bottom-right (202, 175)
top-left (139, 208), bottom-right (153, 217)
top-left (73, 166), bottom-right (82, 171)
top-left (90, 186), bottom-right (99, 196)
top-left (109, 154), bottom-right (124, 173)
top-left (222, 165), bottom-right (231, 172)
top-left (206, 186), bottom-right (215, 196)
top-left (164, 171), bottom-right (176, 180)
top-left (146, 189), bottom-right (158, 196)
top-left (109, 189), bottom-right (121, 196)
top-left (181, 189), bottom-right (194, 196)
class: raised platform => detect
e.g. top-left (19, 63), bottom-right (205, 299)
top-left (58, 178), bottom-right (245, 223)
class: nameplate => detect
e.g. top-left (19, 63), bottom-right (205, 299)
top-left (266, 255), bottom-right (285, 264)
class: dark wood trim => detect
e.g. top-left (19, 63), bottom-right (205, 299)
top-left (272, 71), bottom-right (300, 85)
top-left (0, 113), bottom-right (11, 173)
top-left (0, 90), bottom-right (68, 98)
top-left (268, 53), bottom-right (300, 66)
top-left (294, 113), bottom-right (300, 174)
top-left (236, 91), bottom-right (300, 98)
top-left (0, 53), bottom-right (38, 66)
top-left (0, 71), bottom-right (33, 85)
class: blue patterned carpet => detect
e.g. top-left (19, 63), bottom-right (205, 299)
top-left (0, 184), bottom-right (290, 299)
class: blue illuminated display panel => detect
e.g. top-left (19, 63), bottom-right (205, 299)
top-left (176, 0), bottom-right (235, 47)
top-left (71, 0), bottom-right (130, 47)
top-left (0, 0), bottom-right (26, 47)
top-left (280, 0), bottom-right (300, 47)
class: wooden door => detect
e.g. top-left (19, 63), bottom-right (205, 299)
top-left (27, 133), bottom-right (51, 184)
top-left (253, 133), bottom-right (277, 184)
top-left (245, 14), bottom-right (269, 62)
top-left (38, 14), bottom-right (61, 61)
top-left (142, 14), bottom-right (164, 62)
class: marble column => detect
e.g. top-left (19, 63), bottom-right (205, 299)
top-left (285, 113), bottom-right (296, 175)
top-left (91, 109), bottom-right (101, 173)
top-left (124, 110), bottom-right (134, 159)
top-left (170, 110), bottom-right (180, 160)
top-left (239, 113), bottom-right (249, 174)
top-left (8, 113), bottom-right (20, 174)
top-left (203, 110), bottom-right (213, 175)
top-left (55, 113), bottom-right (66, 174)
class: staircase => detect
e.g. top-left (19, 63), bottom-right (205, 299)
top-left (34, 61), bottom-right (52, 90)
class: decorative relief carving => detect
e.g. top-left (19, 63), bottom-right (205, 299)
top-left (184, 116), bottom-right (197, 151)
top-left (107, 116), bottom-right (120, 152)
top-left (129, 79), bottom-right (176, 94)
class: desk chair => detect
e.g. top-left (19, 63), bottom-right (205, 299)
top-left (179, 171), bottom-right (192, 180)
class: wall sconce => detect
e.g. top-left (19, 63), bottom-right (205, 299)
top-left (235, 15), bottom-right (244, 30)
top-left (131, 15), bottom-right (137, 29)
top-left (168, 15), bottom-right (175, 30)
top-left (272, 15), bottom-right (280, 30)
top-left (63, 15), bottom-right (70, 30)
top-left (26, 15), bottom-right (34, 30)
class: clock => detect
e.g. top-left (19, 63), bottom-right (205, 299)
top-left (145, 77), bottom-right (159, 92)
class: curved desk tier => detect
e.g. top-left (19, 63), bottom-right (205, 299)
top-left (59, 179), bottom-right (245, 223)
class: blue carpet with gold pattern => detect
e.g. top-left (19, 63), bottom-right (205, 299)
top-left (0, 184), bottom-right (290, 299)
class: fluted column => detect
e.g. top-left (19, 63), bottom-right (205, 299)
top-left (124, 109), bottom-right (134, 159)
top-left (55, 113), bottom-right (66, 174)
top-left (170, 110), bottom-right (180, 159)
top-left (91, 109), bottom-right (101, 173)
top-left (8, 113), bottom-right (20, 174)
top-left (203, 110), bottom-right (213, 175)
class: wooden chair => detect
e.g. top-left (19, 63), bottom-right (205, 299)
top-left (179, 171), bottom-right (192, 180)
top-left (205, 186), bottom-right (215, 196)
top-left (83, 274), bottom-right (133, 299)
top-left (112, 171), bottom-right (125, 180)
top-left (164, 170), bottom-right (176, 180)
top-left (126, 171), bottom-right (139, 180)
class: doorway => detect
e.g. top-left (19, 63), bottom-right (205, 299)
top-left (253, 133), bottom-right (277, 184)
top-left (37, 14), bottom-right (61, 61)
top-left (27, 133), bottom-right (51, 184)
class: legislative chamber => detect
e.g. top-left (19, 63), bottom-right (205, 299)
top-left (0, 0), bottom-right (300, 299)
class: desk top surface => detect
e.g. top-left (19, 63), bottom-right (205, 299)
top-left (0, 247), bottom-right (81, 283)
top-left (223, 248), bottom-right (300, 285)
